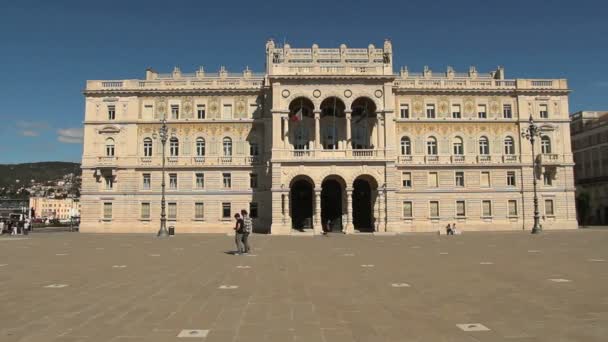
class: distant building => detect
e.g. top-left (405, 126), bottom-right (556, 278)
top-left (29, 197), bottom-right (81, 220)
top-left (571, 111), bottom-right (608, 224)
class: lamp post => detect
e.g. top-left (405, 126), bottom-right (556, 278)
top-left (521, 115), bottom-right (542, 234)
top-left (155, 119), bottom-right (170, 237)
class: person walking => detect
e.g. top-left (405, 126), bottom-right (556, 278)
top-left (233, 213), bottom-right (245, 255)
top-left (241, 209), bottom-right (252, 254)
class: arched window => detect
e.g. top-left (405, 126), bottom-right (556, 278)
top-left (195, 137), bottom-right (205, 156)
top-left (479, 136), bottom-right (490, 155)
top-left (504, 136), bottom-right (515, 155)
top-left (541, 136), bottom-right (552, 154)
top-left (426, 136), bottom-right (438, 155)
top-left (295, 126), bottom-right (309, 150)
top-left (223, 137), bottom-right (232, 156)
top-left (143, 138), bottom-right (153, 157)
top-left (400, 137), bottom-right (411, 155)
top-left (105, 138), bottom-right (115, 157)
top-left (169, 137), bottom-right (179, 156)
top-left (453, 136), bottom-right (464, 155)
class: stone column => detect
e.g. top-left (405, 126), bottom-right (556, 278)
top-left (377, 189), bottom-right (385, 232)
top-left (286, 191), bottom-right (291, 230)
top-left (345, 110), bottom-right (352, 149)
top-left (314, 189), bottom-right (322, 234)
top-left (345, 187), bottom-right (354, 233)
top-left (380, 113), bottom-right (386, 151)
top-left (314, 110), bottom-right (321, 150)
top-left (281, 116), bottom-right (288, 149)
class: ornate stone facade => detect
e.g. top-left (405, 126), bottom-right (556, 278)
top-left (80, 39), bottom-right (577, 234)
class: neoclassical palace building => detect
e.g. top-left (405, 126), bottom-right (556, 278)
top-left (80, 39), bottom-right (577, 234)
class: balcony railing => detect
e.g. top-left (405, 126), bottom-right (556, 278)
top-left (394, 154), bottom-right (521, 165)
top-left (477, 155), bottom-right (492, 163)
top-left (502, 155), bottom-right (519, 163)
top-left (398, 155), bottom-right (413, 163)
top-left (425, 155), bottom-right (439, 163)
top-left (97, 156), bottom-right (117, 166)
top-left (452, 155), bottom-right (466, 163)
top-left (539, 154), bottom-right (560, 165)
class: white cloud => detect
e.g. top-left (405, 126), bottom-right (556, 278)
top-left (21, 130), bottom-right (39, 137)
top-left (15, 120), bottom-right (49, 137)
top-left (57, 127), bottom-right (84, 144)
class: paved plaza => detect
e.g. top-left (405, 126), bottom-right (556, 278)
top-left (1, 229), bottom-right (607, 342)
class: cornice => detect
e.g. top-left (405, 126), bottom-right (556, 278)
top-left (83, 88), bottom-right (264, 97)
top-left (268, 74), bottom-right (396, 81)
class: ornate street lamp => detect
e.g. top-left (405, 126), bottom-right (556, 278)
top-left (153, 119), bottom-right (170, 237)
top-left (521, 115), bottom-right (543, 234)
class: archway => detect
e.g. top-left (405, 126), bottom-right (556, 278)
top-left (350, 97), bottom-right (377, 149)
top-left (290, 178), bottom-right (314, 230)
top-left (288, 97), bottom-right (315, 150)
top-left (320, 97), bottom-right (346, 150)
top-left (352, 176), bottom-right (377, 232)
top-left (321, 178), bottom-right (344, 232)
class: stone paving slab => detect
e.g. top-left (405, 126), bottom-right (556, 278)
top-left (0, 230), bottom-right (607, 341)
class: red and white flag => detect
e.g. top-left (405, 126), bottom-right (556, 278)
top-left (290, 107), bottom-right (303, 122)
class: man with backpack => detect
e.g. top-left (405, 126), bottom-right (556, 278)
top-left (241, 209), bottom-right (252, 254)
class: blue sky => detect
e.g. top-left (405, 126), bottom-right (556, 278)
top-left (0, 0), bottom-right (606, 164)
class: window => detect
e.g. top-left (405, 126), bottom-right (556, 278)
top-left (141, 202), bottom-right (150, 219)
top-left (543, 172), bottom-right (553, 186)
top-left (193, 137), bottom-right (205, 157)
top-left (250, 142), bottom-right (259, 156)
top-left (104, 176), bottom-right (113, 190)
top-left (222, 202), bottom-right (231, 218)
top-left (482, 200), bottom-right (492, 217)
top-left (506, 171), bottom-right (516, 186)
top-left (455, 171), bottom-right (465, 187)
top-left (295, 126), bottom-right (309, 150)
top-left (541, 136), bottom-right (551, 154)
top-left (223, 137), bottom-right (232, 156)
top-left (402, 201), bottom-right (413, 218)
top-left (503, 104), bottom-right (512, 118)
top-left (250, 173), bottom-right (258, 188)
top-left (430, 201), bottom-right (440, 218)
top-left (508, 200), bottom-right (518, 216)
top-left (250, 202), bottom-right (258, 218)
top-left (453, 137), bottom-right (464, 155)
top-left (478, 104), bottom-right (487, 118)
top-left (223, 173), bottom-right (231, 188)
top-left (169, 137), bottom-right (179, 156)
top-left (222, 104), bottom-right (233, 119)
top-left (143, 173), bottom-right (151, 190)
top-left (452, 104), bottom-right (461, 119)
top-left (402, 172), bottom-right (412, 188)
top-left (143, 138), bottom-right (153, 156)
top-left (143, 104), bottom-right (154, 117)
top-left (481, 172), bottom-right (491, 187)
top-left (249, 103), bottom-right (258, 118)
top-left (504, 136), bottom-right (515, 155)
top-left (400, 104), bottom-right (410, 118)
top-left (105, 138), bottom-right (115, 157)
top-left (545, 199), bottom-right (554, 216)
top-left (108, 105), bottom-right (116, 120)
top-left (400, 137), bottom-right (411, 155)
top-left (103, 202), bottom-right (112, 219)
top-left (195, 202), bottom-right (204, 220)
top-left (426, 104), bottom-right (436, 118)
top-left (428, 172), bottom-right (438, 188)
top-left (539, 104), bottom-right (548, 118)
top-left (195, 173), bottom-right (204, 189)
top-left (479, 136), bottom-right (490, 155)
top-left (197, 104), bottom-right (206, 119)
top-left (171, 105), bottom-right (179, 119)
top-left (456, 200), bottom-right (466, 217)
top-left (169, 173), bottom-right (177, 190)
top-left (427, 137), bottom-right (438, 155)
top-left (168, 202), bottom-right (177, 220)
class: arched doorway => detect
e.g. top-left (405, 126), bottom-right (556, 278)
top-left (290, 178), bottom-right (314, 230)
top-left (321, 178), bottom-right (344, 232)
top-left (352, 176), bottom-right (377, 232)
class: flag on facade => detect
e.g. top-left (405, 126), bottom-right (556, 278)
top-left (290, 107), bottom-right (303, 122)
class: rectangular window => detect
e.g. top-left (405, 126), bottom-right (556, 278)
top-left (543, 172), bottom-right (553, 186)
top-left (480, 172), bottom-right (491, 187)
top-left (482, 200), bottom-right (492, 217)
top-left (400, 104), bottom-right (410, 119)
top-left (169, 173), bottom-right (177, 190)
top-left (503, 104), bottom-right (512, 118)
top-left (143, 104), bottom-right (153, 117)
top-left (545, 199), bottom-right (554, 216)
top-left (195, 202), bottom-right (204, 220)
top-left (103, 202), bottom-right (112, 220)
top-left (428, 172), bottom-right (438, 188)
top-left (456, 200), bottom-right (466, 217)
top-left (455, 171), bottom-right (465, 187)
top-left (506, 171), bottom-right (516, 187)
top-left (171, 105), bottom-right (179, 119)
top-left (197, 104), bottom-right (206, 119)
top-left (250, 173), bottom-right (258, 189)
top-left (141, 202), bottom-right (150, 219)
top-left (430, 201), bottom-right (440, 218)
top-left (426, 104), bottom-right (436, 118)
top-left (222, 104), bottom-right (233, 119)
top-left (143, 173), bottom-right (151, 190)
top-left (451, 104), bottom-right (461, 119)
top-left (107, 105), bottom-right (116, 120)
top-left (508, 200), bottom-right (518, 216)
top-left (250, 202), bottom-right (258, 218)
top-left (168, 202), bottom-right (177, 220)
top-left (104, 176), bottom-right (113, 190)
top-left (402, 172), bottom-right (412, 188)
top-left (195, 173), bottom-right (204, 189)
top-left (539, 104), bottom-right (548, 118)
top-left (223, 173), bottom-right (231, 188)
top-left (249, 103), bottom-right (258, 118)
top-left (402, 201), bottom-right (413, 218)
top-left (222, 202), bottom-right (231, 218)
top-left (478, 104), bottom-right (487, 118)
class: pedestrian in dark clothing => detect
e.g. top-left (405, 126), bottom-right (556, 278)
top-left (234, 213), bottom-right (244, 255)
top-left (241, 210), bottom-right (252, 253)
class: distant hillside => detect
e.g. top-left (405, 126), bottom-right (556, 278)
top-left (0, 162), bottom-right (81, 188)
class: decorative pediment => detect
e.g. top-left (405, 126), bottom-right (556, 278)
top-left (98, 125), bottom-right (121, 134)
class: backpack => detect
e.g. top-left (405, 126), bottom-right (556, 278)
top-left (243, 216), bottom-right (253, 233)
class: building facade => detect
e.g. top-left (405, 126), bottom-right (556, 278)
top-left (29, 197), bottom-right (81, 220)
top-left (80, 40), bottom-right (577, 234)
top-left (571, 111), bottom-right (608, 225)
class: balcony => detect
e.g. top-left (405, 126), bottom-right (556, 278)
top-left (477, 155), bottom-right (492, 163)
top-left (283, 149), bottom-right (386, 160)
top-left (398, 155), bottom-right (413, 164)
top-left (539, 154), bottom-right (560, 165)
top-left (451, 155), bottom-right (466, 163)
top-left (425, 155), bottom-right (439, 163)
top-left (97, 156), bottom-right (117, 166)
top-left (502, 155), bottom-right (519, 163)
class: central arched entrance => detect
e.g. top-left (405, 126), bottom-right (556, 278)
top-left (321, 178), bottom-right (344, 232)
top-left (290, 178), bottom-right (314, 230)
top-left (352, 176), bottom-right (377, 232)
